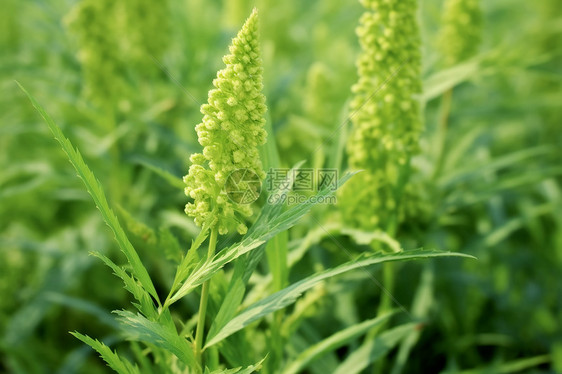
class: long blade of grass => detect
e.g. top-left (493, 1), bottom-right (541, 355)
top-left (206, 259), bottom-right (248, 341)
top-left (17, 82), bottom-right (159, 303)
top-left (205, 250), bottom-right (475, 348)
top-left (133, 157), bottom-right (185, 190)
top-left (260, 111), bottom-right (290, 369)
top-left (333, 323), bottom-right (417, 374)
top-left (286, 223), bottom-right (402, 270)
top-left (282, 311), bottom-right (397, 374)
top-left (390, 264), bottom-right (434, 374)
top-left (438, 146), bottom-right (552, 188)
top-left (423, 56), bottom-right (482, 102)
top-left (260, 112), bottom-right (288, 289)
top-left (450, 355), bottom-right (551, 374)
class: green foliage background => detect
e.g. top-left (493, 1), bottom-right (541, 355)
top-left (1, 0), bottom-right (561, 372)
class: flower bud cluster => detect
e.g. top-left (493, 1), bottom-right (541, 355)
top-left (65, 0), bottom-right (169, 107)
top-left (183, 10), bottom-right (267, 235)
top-left (439, 0), bottom-right (482, 66)
top-left (340, 0), bottom-right (422, 230)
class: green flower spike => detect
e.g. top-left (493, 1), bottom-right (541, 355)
top-left (340, 0), bottom-right (422, 231)
top-left (348, 0), bottom-right (422, 171)
top-left (65, 0), bottom-right (124, 106)
top-left (439, 0), bottom-right (482, 66)
top-left (65, 0), bottom-right (169, 107)
top-left (183, 9), bottom-right (267, 236)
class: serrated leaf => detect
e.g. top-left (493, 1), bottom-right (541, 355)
top-left (158, 227), bottom-right (184, 264)
top-left (204, 356), bottom-right (266, 374)
top-left (165, 218), bottom-right (212, 303)
top-left (205, 249), bottom-right (475, 348)
top-left (91, 252), bottom-right (157, 320)
top-left (17, 82), bottom-right (159, 303)
top-left (71, 332), bottom-right (140, 374)
top-left (117, 206), bottom-right (157, 246)
top-left (114, 310), bottom-right (197, 368)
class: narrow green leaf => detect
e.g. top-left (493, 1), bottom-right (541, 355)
top-left (422, 56), bottom-right (482, 102)
top-left (281, 285), bottom-right (327, 339)
top-left (438, 146), bottom-right (552, 188)
top-left (71, 332), bottom-right (140, 374)
top-left (266, 232), bottom-right (289, 292)
top-left (452, 355), bottom-right (550, 374)
top-left (166, 218), bottom-right (211, 301)
top-left (259, 108), bottom-right (289, 287)
top-left (441, 124), bottom-right (488, 176)
top-left (327, 101), bottom-right (351, 171)
top-left (283, 311), bottom-right (397, 374)
top-left (445, 170), bottom-right (562, 210)
top-left (259, 110), bottom-right (280, 171)
top-left (114, 310), bottom-right (197, 368)
top-left (17, 82), bottom-right (159, 302)
top-left (390, 265), bottom-right (434, 374)
top-left (333, 323), bottom-right (417, 374)
top-left (205, 249), bottom-right (475, 348)
top-left (134, 158), bottom-right (185, 190)
top-left (129, 342), bottom-right (155, 373)
top-left (264, 229), bottom-right (289, 370)
top-left (206, 259), bottom-right (248, 341)
top-left (117, 206), bottom-right (157, 246)
top-left (483, 203), bottom-right (554, 247)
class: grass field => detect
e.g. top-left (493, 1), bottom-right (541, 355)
top-left (1, 0), bottom-right (561, 373)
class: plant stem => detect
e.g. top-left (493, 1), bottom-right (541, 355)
top-left (371, 170), bottom-right (406, 374)
top-left (194, 226), bottom-right (218, 372)
top-left (265, 232), bottom-right (288, 372)
top-left (433, 88), bottom-right (454, 179)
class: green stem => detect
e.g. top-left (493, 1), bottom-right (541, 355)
top-left (376, 154), bottom-right (409, 314)
top-left (194, 226), bottom-right (218, 372)
top-left (433, 88), bottom-right (453, 179)
top-left (371, 167), bottom-right (406, 374)
top-left (265, 231), bottom-right (289, 372)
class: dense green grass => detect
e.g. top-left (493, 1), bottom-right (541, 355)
top-left (1, 0), bottom-right (561, 373)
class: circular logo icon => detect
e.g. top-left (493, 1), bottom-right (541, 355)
top-left (225, 168), bottom-right (262, 204)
